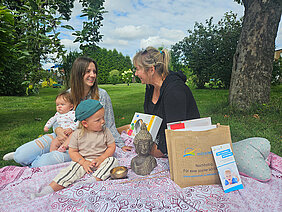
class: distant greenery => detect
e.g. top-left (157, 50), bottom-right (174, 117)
top-left (60, 48), bottom-right (133, 87)
top-left (89, 48), bottom-right (132, 84)
top-left (171, 11), bottom-right (242, 89)
top-left (0, 84), bottom-right (281, 168)
top-left (0, 0), bottom-right (106, 95)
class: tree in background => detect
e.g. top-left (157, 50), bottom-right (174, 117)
top-left (73, 0), bottom-right (106, 54)
top-left (109, 70), bottom-right (120, 85)
top-left (272, 57), bottom-right (282, 85)
top-left (229, 0), bottom-right (282, 109)
top-left (89, 47), bottom-right (132, 84)
top-left (59, 48), bottom-right (132, 85)
top-left (171, 12), bottom-right (242, 89)
top-left (61, 51), bottom-right (81, 88)
top-left (0, 5), bottom-right (26, 95)
top-left (0, 0), bottom-right (75, 95)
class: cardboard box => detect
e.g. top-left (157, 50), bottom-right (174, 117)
top-left (127, 112), bottom-right (162, 141)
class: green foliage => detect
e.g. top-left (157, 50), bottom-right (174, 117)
top-left (171, 11), bottom-right (242, 89)
top-left (21, 81), bottom-right (39, 96)
top-left (121, 69), bottom-right (134, 85)
top-left (205, 78), bottom-right (224, 89)
top-left (61, 51), bottom-right (81, 88)
top-left (272, 57), bottom-right (282, 85)
top-left (73, 0), bottom-right (106, 53)
top-left (0, 0), bottom-right (75, 95)
top-left (88, 47), bottom-right (133, 84)
top-left (0, 5), bottom-right (26, 95)
top-left (109, 69), bottom-right (120, 85)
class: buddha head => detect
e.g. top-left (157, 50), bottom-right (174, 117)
top-left (133, 121), bottom-right (154, 156)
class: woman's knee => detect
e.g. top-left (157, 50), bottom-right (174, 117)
top-left (14, 147), bottom-right (33, 166)
top-left (31, 151), bottom-right (71, 167)
top-left (14, 134), bottom-right (53, 166)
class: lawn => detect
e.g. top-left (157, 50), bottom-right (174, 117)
top-left (0, 83), bottom-right (281, 168)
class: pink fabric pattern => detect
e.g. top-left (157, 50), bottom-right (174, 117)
top-left (0, 147), bottom-right (281, 211)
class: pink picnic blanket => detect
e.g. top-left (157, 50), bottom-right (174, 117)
top-left (0, 147), bottom-right (281, 212)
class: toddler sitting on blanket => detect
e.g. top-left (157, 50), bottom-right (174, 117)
top-left (31, 99), bottom-right (119, 199)
top-left (44, 91), bottom-right (79, 152)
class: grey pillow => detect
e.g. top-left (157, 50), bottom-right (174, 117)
top-left (233, 137), bottom-right (271, 181)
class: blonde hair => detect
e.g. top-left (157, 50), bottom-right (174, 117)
top-left (77, 122), bottom-right (86, 138)
top-left (70, 57), bottom-right (99, 109)
top-left (133, 46), bottom-right (170, 79)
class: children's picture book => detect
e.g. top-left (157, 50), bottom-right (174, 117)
top-left (211, 143), bottom-right (243, 193)
top-left (127, 112), bottom-right (162, 141)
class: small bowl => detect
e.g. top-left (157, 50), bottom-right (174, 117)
top-left (110, 166), bottom-right (128, 179)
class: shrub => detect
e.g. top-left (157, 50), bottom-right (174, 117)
top-left (109, 70), bottom-right (120, 85)
top-left (121, 69), bottom-right (133, 85)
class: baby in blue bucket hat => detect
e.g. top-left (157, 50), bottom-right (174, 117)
top-left (32, 99), bottom-right (119, 198)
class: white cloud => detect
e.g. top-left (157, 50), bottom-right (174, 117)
top-left (113, 25), bottom-right (152, 40)
top-left (276, 21), bottom-right (282, 49)
top-left (159, 28), bottom-right (186, 41)
top-left (43, 0), bottom-right (281, 68)
top-left (60, 38), bottom-right (81, 52)
top-left (140, 36), bottom-right (173, 49)
top-left (101, 38), bottom-right (129, 46)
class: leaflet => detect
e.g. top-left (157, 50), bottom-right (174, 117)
top-left (211, 143), bottom-right (243, 193)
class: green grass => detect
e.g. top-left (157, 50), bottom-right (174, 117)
top-left (0, 84), bottom-right (281, 168)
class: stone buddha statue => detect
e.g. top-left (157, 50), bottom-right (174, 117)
top-left (131, 121), bottom-right (157, 176)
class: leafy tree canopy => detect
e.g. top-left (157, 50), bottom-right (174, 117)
top-left (171, 11), bottom-right (242, 89)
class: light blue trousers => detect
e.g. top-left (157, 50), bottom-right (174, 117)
top-left (14, 133), bottom-right (71, 167)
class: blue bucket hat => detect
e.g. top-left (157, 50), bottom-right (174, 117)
top-left (75, 99), bottom-right (103, 122)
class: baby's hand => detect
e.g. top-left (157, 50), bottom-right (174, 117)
top-left (44, 126), bottom-right (49, 132)
top-left (82, 160), bottom-right (94, 174)
top-left (91, 157), bottom-right (104, 168)
top-left (58, 145), bottom-right (67, 152)
top-left (64, 128), bottom-right (73, 136)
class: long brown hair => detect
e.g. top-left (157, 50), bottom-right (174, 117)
top-left (70, 57), bottom-right (99, 108)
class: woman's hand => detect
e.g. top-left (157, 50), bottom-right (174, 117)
top-left (55, 127), bottom-right (68, 141)
top-left (122, 146), bottom-right (132, 152)
top-left (150, 143), bottom-right (165, 158)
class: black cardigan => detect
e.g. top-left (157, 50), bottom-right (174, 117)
top-left (144, 71), bottom-right (200, 154)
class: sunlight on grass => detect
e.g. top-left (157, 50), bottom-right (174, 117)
top-left (0, 84), bottom-right (281, 168)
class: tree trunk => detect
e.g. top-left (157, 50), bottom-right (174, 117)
top-left (229, 0), bottom-right (282, 109)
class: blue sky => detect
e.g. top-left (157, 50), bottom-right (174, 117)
top-left (44, 0), bottom-right (282, 68)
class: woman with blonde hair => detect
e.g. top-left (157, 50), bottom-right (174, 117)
top-left (130, 46), bottom-right (200, 157)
